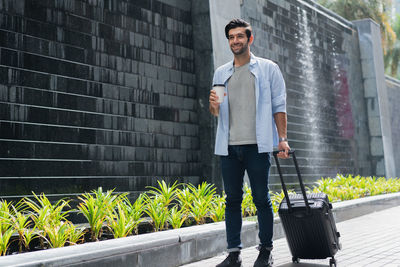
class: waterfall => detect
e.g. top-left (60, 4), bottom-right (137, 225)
top-left (297, 7), bottom-right (322, 153)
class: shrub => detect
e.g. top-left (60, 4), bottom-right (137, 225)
top-left (311, 174), bottom-right (400, 202)
top-left (1, 175), bottom-right (399, 256)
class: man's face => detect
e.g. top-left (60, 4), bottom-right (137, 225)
top-left (228, 27), bottom-right (251, 55)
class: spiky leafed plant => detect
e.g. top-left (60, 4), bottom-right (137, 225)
top-left (176, 186), bottom-right (194, 212)
top-left (41, 221), bottom-right (70, 248)
top-left (11, 207), bottom-right (31, 252)
top-left (22, 227), bottom-right (37, 251)
top-left (29, 205), bottom-right (50, 249)
top-left (67, 223), bottom-right (85, 246)
top-left (24, 192), bottom-right (71, 227)
top-left (0, 228), bottom-right (14, 256)
top-left (91, 187), bottom-right (126, 215)
top-left (106, 202), bottom-right (141, 238)
top-left (209, 194), bottom-right (226, 222)
top-left (117, 194), bottom-right (146, 235)
top-left (386, 178), bottom-right (400, 192)
top-left (78, 194), bottom-right (106, 241)
top-left (78, 187), bottom-right (126, 241)
top-left (0, 201), bottom-right (14, 256)
top-left (24, 192), bottom-right (71, 248)
top-left (182, 182), bottom-right (217, 225)
top-left (188, 182), bottom-right (216, 203)
top-left (0, 200), bottom-right (14, 235)
top-left (242, 183), bottom-right (256, 217)
top-left (77, 192), bottom-right (106, 241)
top-left (188, 197), bottom-right (210, 225)
top-left (147, 180), bottom-right (179, 208)
top-left (39, 220), bottom-right (82, 248)
top-left (167, 205), bottom-right (187, 229)
top-left (144, 194), bottom-right (169, 232)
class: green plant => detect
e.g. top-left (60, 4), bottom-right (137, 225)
top-left (78, 193), bottom-right (107, 241)
top-left (0, 201), bottom-right (16, 255)
top-left (176, 186), bottom-right (194, 212)
top-left (311, 174), bottom-right (400, 202)
top-left (42, 222), bottom-right (70, 248)
top-left (242, 183), bottom-right (256, 217)
top-left (24, 192), bottom-right (71, 227)
top-left (117, 194), bottom-right (146, 235)
top-left (147, 180), bottom-right (179, 208)
top-left (386, 178), bottom-right (400, 192)
top-left (144, 195), bottom-right (169, 231)
top-left (67, 223), bottom-right (85, 245)
top-left (0, 200), bottom-right (14, 234)
top-left (23, 193), bottom-right (71, 249)
top-left (78, 187), bottom-right (125, 241)
top-left (188, 198), bottom-right (210, 225)
top-left (314, 177), bottom-right (335, 193)
top-left (22, 227), bottom-right (38, 251)
top-left (167, 205), bottom-right (187, 229)
top-left (0, 177), bottom-right (397, 256)
top-left (0, 228), bottom-right (14, 256)
top-left (188, 182), bottom-right (216, 203)
top-left (29, 207), bottom-right (50, 249)
top-left (209, 195), bottom-right (226, 222)
top-left (107, 202), bottom-right (140, 238)
top-left (11, 207), bottom-right (31, 252)
top-left (126, 194), bottom-right (146, 234)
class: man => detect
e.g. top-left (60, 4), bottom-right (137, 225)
top-left (209, 19), bottom-right (290, 267)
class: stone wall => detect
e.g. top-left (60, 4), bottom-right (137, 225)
top-left (354, 19), bottom-right (396, 178)
top-left (386, 76), bottom-right (400, 177)
top-left (0, 0), bottom-right (398, 201)
top-left (0, 0), bottom-right (201, 200)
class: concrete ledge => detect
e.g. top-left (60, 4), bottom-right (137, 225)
top-left (2, 192), bottom-right (400, 267)
top-left (332, 192), bottom-right (400, 222)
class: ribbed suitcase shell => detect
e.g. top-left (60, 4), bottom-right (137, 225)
top-left (273, 151), bottom-right (341, 265)
top-left (278, 193), bottom-right (340, 259)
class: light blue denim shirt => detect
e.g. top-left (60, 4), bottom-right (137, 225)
top-left (212, 53), bottom-right (287, 155)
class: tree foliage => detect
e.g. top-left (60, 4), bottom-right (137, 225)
top-left (385, 15), bottom-right (400, 77)
top-left (317, 0), bottom-right (398, 77)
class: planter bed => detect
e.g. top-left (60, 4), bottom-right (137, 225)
top-left (1, 192), bottom-right (400, 267)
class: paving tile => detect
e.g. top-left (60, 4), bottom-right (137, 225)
top-left (180, 205), bottom-right (400, 267)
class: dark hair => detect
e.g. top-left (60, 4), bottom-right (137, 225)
top-left (224, 19), bottom-right (252, 40)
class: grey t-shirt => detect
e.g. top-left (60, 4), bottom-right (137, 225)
top-left (227, 63), bottom-right (257, 145)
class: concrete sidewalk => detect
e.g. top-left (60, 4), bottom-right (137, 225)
top-left (181, 205), bottom-right (400, 267)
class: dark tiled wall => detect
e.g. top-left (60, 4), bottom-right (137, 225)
top-left (242, 0), bottom-right (371, 188)
top-left (0, 0), bottom-right (201, 200)
top-left (386, 77), bottom-right (400, 176)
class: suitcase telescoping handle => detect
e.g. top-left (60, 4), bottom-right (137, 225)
top-left (272, 150), bottom-right (311, 213)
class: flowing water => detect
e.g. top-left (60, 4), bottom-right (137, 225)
top-left (296, 7), bottom-right (322, 157)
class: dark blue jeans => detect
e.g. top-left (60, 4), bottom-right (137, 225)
top-left (220, 144), bottom-right (273, 251)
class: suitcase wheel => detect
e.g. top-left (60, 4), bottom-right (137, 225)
top-left (329, 258), bottom-right (337, 267)
top-left (292, 257), bottom-right (300, 263)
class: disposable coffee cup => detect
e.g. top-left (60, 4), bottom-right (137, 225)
top-left (213, 84), bottom-right (225, 103)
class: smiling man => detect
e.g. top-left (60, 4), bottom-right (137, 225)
top-left (209, 19), bottom-right (290, 267)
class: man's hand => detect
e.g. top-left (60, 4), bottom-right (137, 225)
top-left (209, 89), bottom-right (226, 116)
top-left (277, 140), bottom-right (290, 159)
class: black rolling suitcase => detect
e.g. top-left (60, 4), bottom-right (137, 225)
top-left (272, 150), bottom-right (341, 267)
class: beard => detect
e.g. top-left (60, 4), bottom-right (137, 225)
top-left (230, 41), bottom-right (249, 55)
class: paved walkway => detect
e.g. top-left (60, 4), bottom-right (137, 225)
top-left (181, 205), bottom-right (400, 267)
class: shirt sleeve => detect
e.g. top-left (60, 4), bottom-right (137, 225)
top-left (270, 63), bottom-right (287, 114)
top-left (212, 71), bottom-right (217, 86)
